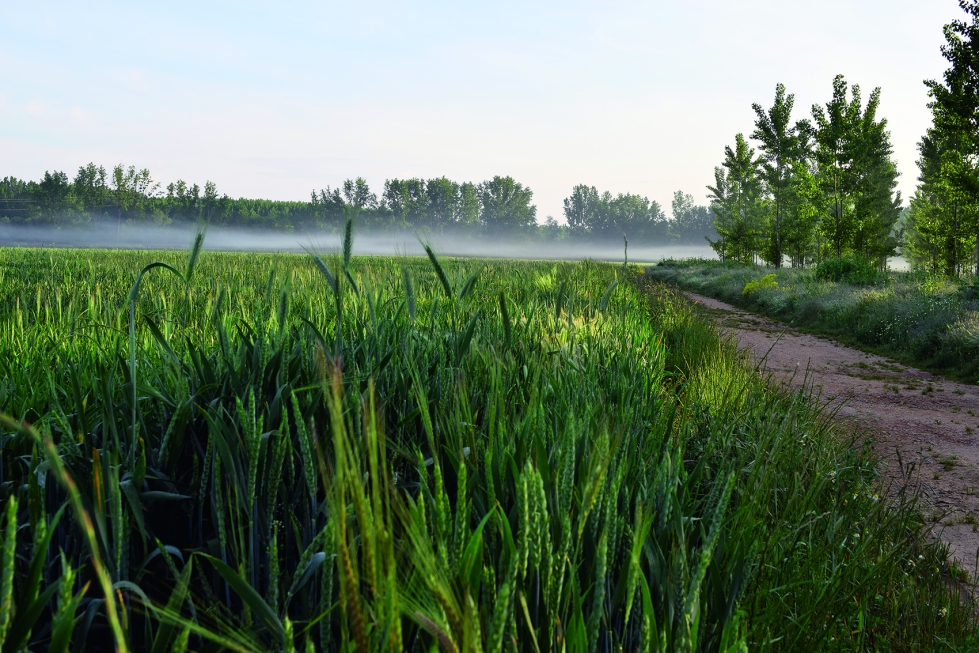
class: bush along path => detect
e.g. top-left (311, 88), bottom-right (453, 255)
top-left (649, 259), bottom-right (979, 383)
top-left (680, 287), bottom-right (979, 577)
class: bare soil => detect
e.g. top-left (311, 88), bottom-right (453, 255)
top-left (685, 291), bottom-right (979, 574)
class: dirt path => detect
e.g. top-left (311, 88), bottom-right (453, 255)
top-left (686, 291), bottom-right (979, 573)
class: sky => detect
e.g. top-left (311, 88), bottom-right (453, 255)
top-left (0, 0), bottom-right (966, 222)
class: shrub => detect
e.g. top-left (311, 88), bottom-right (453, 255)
top-left (742, 273), bottom-right (778, 296)
top-left (814, 256), bottom-right (886, 286)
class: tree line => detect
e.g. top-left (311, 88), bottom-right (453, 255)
top-left (904, 0), bottom-right (979, 276)
top-left (707, 77), bottom-right (902, 268)
top-left (0, 165), bottom-right (716, 244)
top-left (710, 0), bottom-right (979, 277)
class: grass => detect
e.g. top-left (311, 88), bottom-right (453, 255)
top-left (0, 235), bottom-right (974, 651)
top-left (649, 258), bottom-right (979, 382)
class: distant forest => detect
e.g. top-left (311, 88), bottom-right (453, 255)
top-left (0, 167), bottom-right (715, 244)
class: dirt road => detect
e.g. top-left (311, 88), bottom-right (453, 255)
top-left (686, 291), bottom-right (979, 573)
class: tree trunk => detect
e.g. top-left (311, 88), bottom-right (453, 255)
top-left (953, 204), bottom-right (959, 277)
top-left (774, 197), bottom-right (781, 269)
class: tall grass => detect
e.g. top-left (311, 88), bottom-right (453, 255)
top-left (0, 241), bottom-right (973, 651)
top-left (650, 258), bottom-right (979, 382)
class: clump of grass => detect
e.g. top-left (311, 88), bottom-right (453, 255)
top-left (941, 455), bottom-right (961, 471)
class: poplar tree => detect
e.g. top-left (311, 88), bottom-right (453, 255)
top-left (707, 134), bottom-right (764, 263)
top-left (908, 0), bottom-right (979, 275)
top-left (751, 84), bottom-right (808, 267)
top-left (851, 87), bottom-right (902, 263)
top-left (809, 75), bottom-right (864, 259)
top-left (784, 161), bottom-right (826, 266)
top-left (73, 163), bottom-right (109, 226)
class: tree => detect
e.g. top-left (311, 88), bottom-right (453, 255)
top-left (809, 75), bottom-right (866, 259)
top-left (111, 164), bottom-right (157, 232)
top-left (849, 87), bottom-right (902, 264)
top-left (707, 168), bottom-right (734, 261)
top-left (457, 183), bottom-right (481, 226)
top-left (163, 179), bottom-right (201, 221)
top-left (203, 181), bottom-right (218, 222)
top-left (540, 215), bottom-right (569, 241)
top-left (904, 188), bottom-right (951, 272)
top-left (751, 84), bottom-right (808, 267)
top-left (782, 161), bottom-right (825, 266)
top-left (561, 185), bottom-right (667, 241)
top-left (342, 178), bottom-right (378, 211)
top-left (425, 177), bottom-right (460, 227)
top-left (311, 186), bottom-right (346, 227)
top-left (670, 190), bottom-right (715, 244)
top-left (563, 184), bottom-right (600, 233)
top-left (384, 178), bottom-right (429, 227)
top-left (31, 170), bottom-right (74, 223)
top-left (908, 0), bottom-right (979, 275)
top-left (708, 134), bottom-right (764, 263)
top-left (73, 163), bottom-right (109, 226)
top-left (905, 133), bottom-right (976, 274)
top-left (607, 193), bottom-right (667, 241)
top-left (0, 177), bottom-right (30, 222)
top-left (478, 176), bottom-right (537, 234)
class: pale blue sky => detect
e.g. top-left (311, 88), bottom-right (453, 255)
top-left (0, 1), bottom-right (964, 221)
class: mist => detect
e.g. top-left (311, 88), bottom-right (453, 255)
top-left (0, 223), bottom-right (717, 264)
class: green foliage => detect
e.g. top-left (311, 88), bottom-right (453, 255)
top-left (562, 184), bottom-right (672, 241)
top-left (707, 134), bottom-right (766, 264)
top-left (670, 191), bottom-right (716, 244)
top-left (904, 1), bottom-right (979, 277)
top-left (477, 175), bottom-right (537, 234)
top-left (1, 166), bottom-right (723, 246)
top-left (814, 256), bottom-right (888, 286)
top-left (651, 259), bottom-right (979, 381)
top-left (741, 274), bottom-right (778, 296)
top-left (1, 168), bottom-right (547, 237)
top-left (751, 83), bottom-right (808, 268)
top-left (708, 76), bottom-right (902, 270)
top-left (0, 241), bottom-right (973, 652)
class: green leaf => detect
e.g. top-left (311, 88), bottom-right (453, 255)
top-left (342, 216), bottom-right (354, 269)
top-left (307, 253), bottom-right (337, 294)
top-left (599, 280), bottom-right (619, 313)
top-left (200, 554), bottom-right (285, 643)
top-left (143, 315), bottom-right (181, 365)
top-left (454, 310), bottom-right (481, 365)
top-left (151, 558), bottom-right (194, 653)
top-left (2, 581), bottom-right (61, 653)
top-left (499, 292), bottom-right (511, 348)
top-left (423, 243), bottom-right (453, 299)
top-left (460, 510), bottom-right (494, 592)
top-left (48, 582), bottom-right (87, 653)
top-left (458, 269), bottom-right (480, 301)
top-left (138, 491), bottom-right (192, 502)
top-left (120, 480), bottom-right (148, 544)
top-left (17, 505), bottom-right (65, 624)
top-left (290, 552), bottom-right (325, 597)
